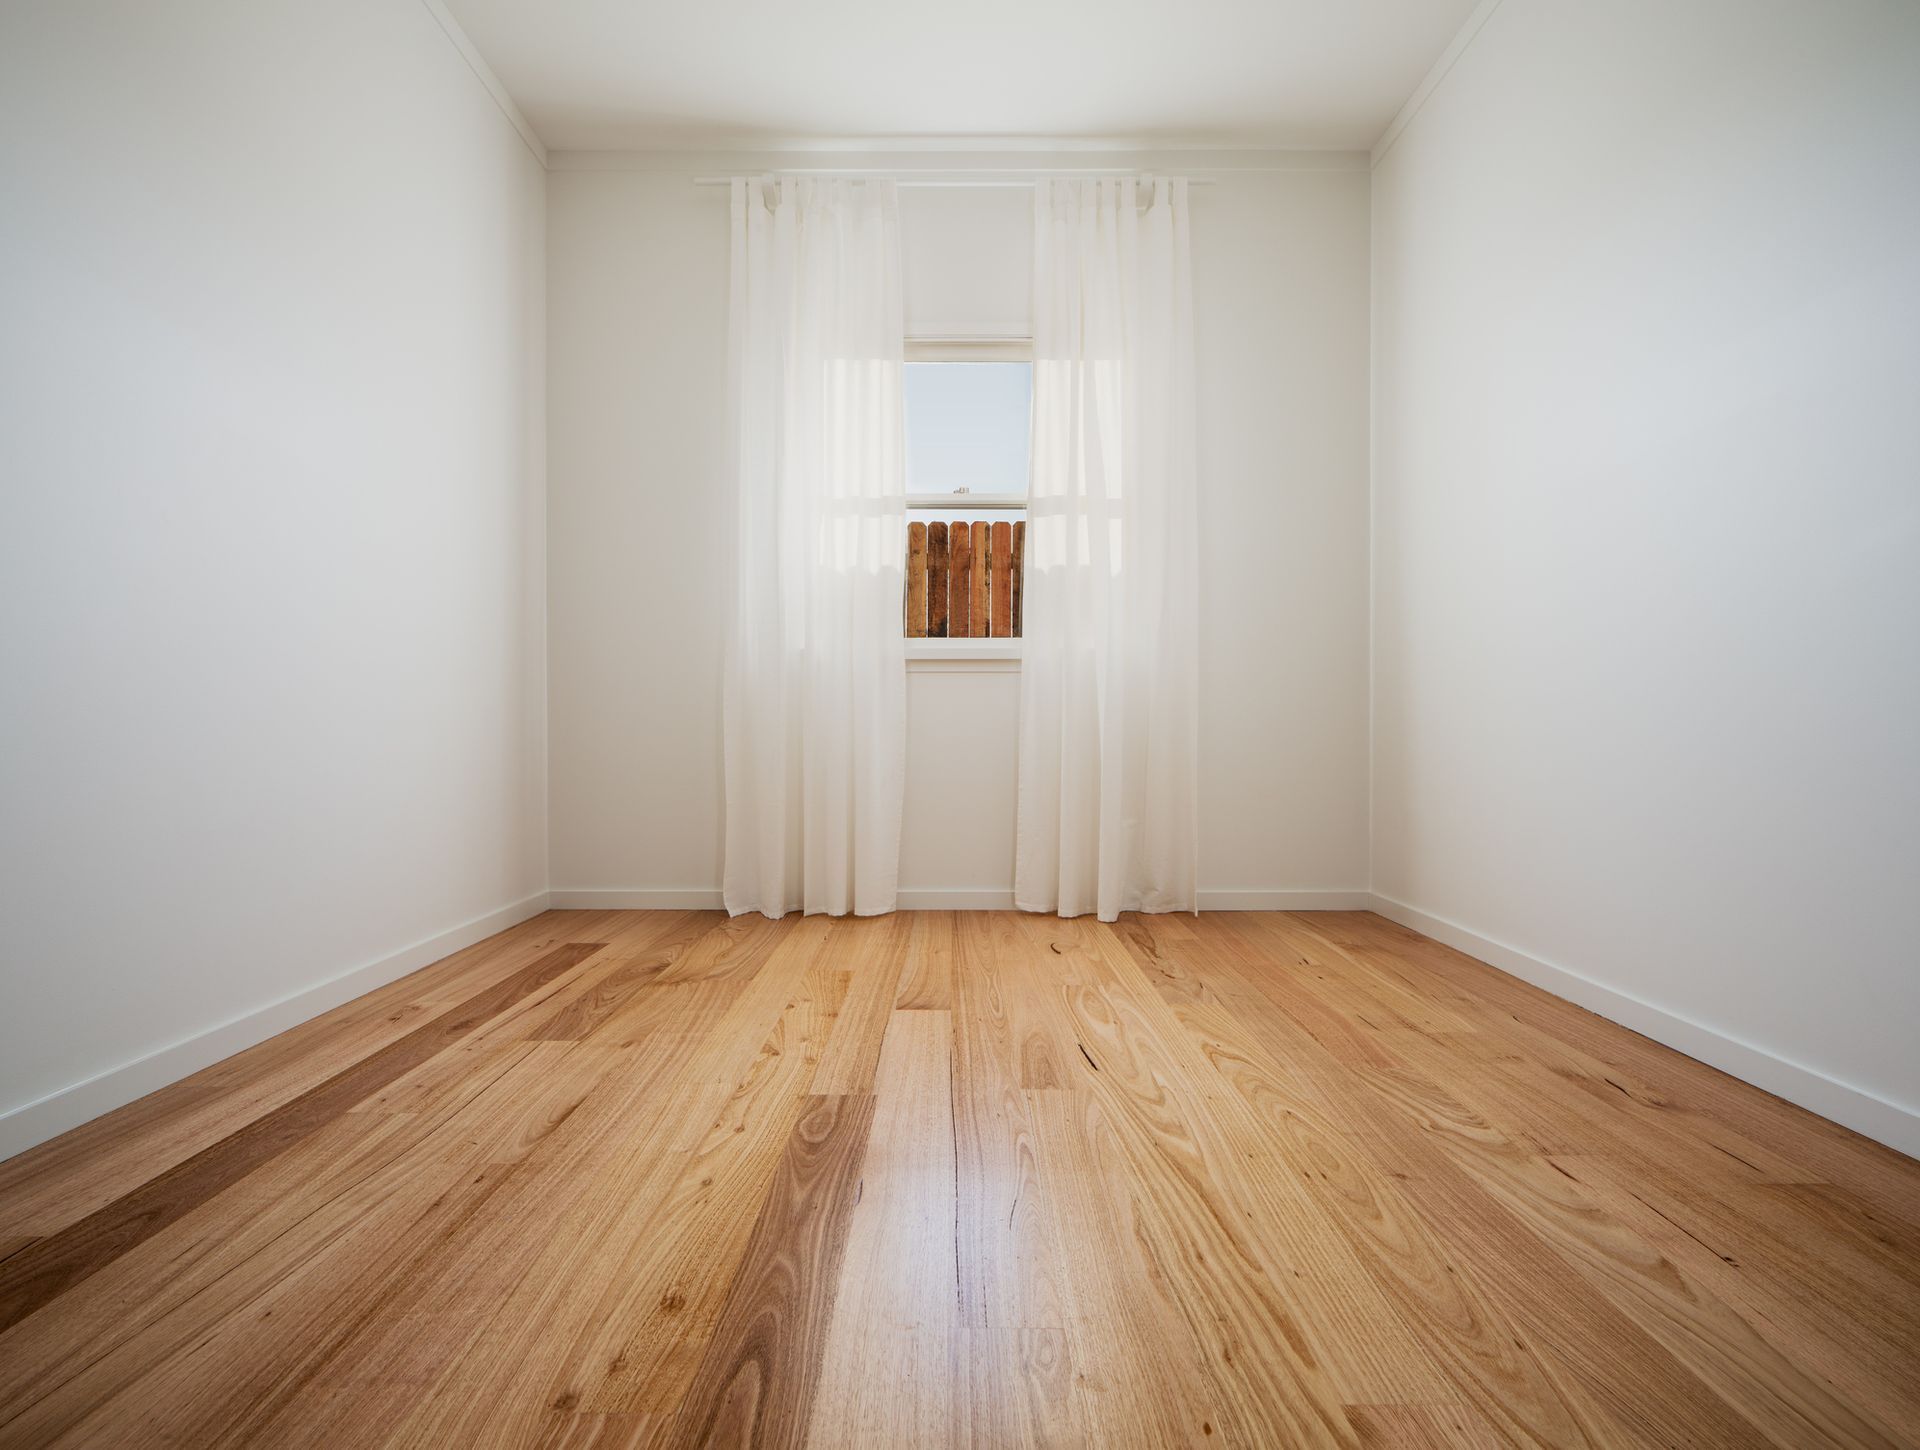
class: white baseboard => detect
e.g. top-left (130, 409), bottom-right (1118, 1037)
top-left (549, 889), bottom-right (726, 909)
top-left (550, 888), bottom-right (1018, 912)
top-left (14, 882), bottom-right (1905, 1164)
top-left (1368, 894), bottom-right (1920, 1160)
top-left (0, 891), bottom-right (553, 1164)
top-left (550, 887), bottom-right (1373, 913)
top-left (1197, 889), bottom-right (1372, 911)
top-left (555, 888), bottom-right (1027, 911)
top-left (897, 888), bottom-right (1017, 909)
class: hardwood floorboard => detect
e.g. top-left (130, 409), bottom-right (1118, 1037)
top-left (0, 912), bottom-right (581, 1238)
top-left (0, 1045), bottom-right (563, 1446)
top-left (1345, 915), bottom-right (1920, 1216)
top-left (0, 941), bottom-right (606, 1333)
top-left (1561, 1155), bottom-right (1920, 1437)
top-left (952, 916), bottom-right (1073, 1340)
top-left (1022, 1085), bottom-right (1222, 1446)
top-left (566, 929), bottom-right (850, 1417)
top-left (261, 1036), bottom-right (712, 1450)
top-left (665, 1093), bottom-right (877, 1450)
top-left (808, 915), bottom-right (912, 1095)
top-left (526, 911), bottom-right (712, 1041)
top-left (1124, 922), bottom-right (1608, 1447)
top-left (1, 910), bottom-right (1916, 1448)
top-left (1069, 918), bottom-right (1463, 1408)
top-left (806, 1010), bottom-right (959, 1447)
top-left (895, 911), bottom-right (956, 1011)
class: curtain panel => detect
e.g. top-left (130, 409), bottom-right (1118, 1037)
top-left (1016, 177), bottom-right (1199, 921)
top-left (723, 178), bottom-right (906, 918)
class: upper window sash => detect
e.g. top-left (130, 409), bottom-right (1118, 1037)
top-left (904, 336), bottom-right (1032, 508)
top-left (906, 336), bottom-right (1031, 364)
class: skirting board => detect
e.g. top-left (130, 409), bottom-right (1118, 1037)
top-left (16, 886), bottom-right (1903, 1163)
top-left (0, 891), bottom-right (553, 1163)
top-left (897, 890), bottom-right (1372, 910)
top-left (550, 889), bottom-right (726, 909)
top-left (1198, 890), bottom-right (1372, 911)
top-left (900, 889), bottom-right (1017, 909)
top-left (1369, 893), bottom-right (1920, 1160)
top-left (549, 888), bottom-right (1373, 912)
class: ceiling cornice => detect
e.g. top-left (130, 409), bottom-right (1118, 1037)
top-left (1370, 0), bottom-right (1504, 168)
top-left (545, 147), bottom-right (1370, 175)
top-left (416, 0), bottom-right (548, 168)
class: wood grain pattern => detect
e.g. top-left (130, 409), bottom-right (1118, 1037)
top-left (666, 1094), bottom-right (876, 1450)
top-left (948, 521), bottom-right (975, 638)
top-left (0, 941), bottom-right (605, 1334)
top-left (1012, 517), bottom-right (1025, 636)
top-left (808, 915), bottom-right (909, 1095)
top-left (969, 520), bottom-right (990, 639)
top-left (989, 519), bottom-right (1013, 637)
top-left (926, 520), bottom-right (949, 638)
top-left (893, 910), bottom-right (954, 1011)
top-left (1, 911), bottom-right (1916, 1448)
top-left (905, 521), bottom-right (927, 637)
top-left (807, 1010), bottom-right (958, 1447)
top-left (0, 912), bottom-right (587, 1236)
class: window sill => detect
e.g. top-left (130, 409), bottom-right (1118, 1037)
top-left (906, 639), bottom-right (1021, 671)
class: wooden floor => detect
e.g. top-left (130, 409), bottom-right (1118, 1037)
top-left (0, 912), bottom-right (1916, 1447)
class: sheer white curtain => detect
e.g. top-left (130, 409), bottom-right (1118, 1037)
top-left (1016, 177), bottom-right (1198, 921)
top-left (723, 178), bottom-right (906, 918)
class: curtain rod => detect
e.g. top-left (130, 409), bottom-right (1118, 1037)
top-left (691, 172), bottom-right (1212, 188)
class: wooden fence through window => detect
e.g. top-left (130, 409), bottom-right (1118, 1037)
top-left (905, 519), bottom-right (1023, 638)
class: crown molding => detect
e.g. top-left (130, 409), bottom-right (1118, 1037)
top-left (553, 132), bottom-right (1362, 155)
top-left (1370, 0), bottom-right (1505, 169)
top-left (546, 146), bottom-right (1369, 175)
top-left (416, 0), bottom-right (548, 168)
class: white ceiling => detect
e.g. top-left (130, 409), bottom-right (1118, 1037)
top-left (439, 0), bottom-right (1480, 152)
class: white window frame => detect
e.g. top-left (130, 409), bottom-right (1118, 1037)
top-left (903, 336), bottom-right (1030, 667)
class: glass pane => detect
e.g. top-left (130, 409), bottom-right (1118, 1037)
top-left (904, 362), bottom-right (1031, 497)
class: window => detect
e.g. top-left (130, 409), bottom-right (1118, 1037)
top-left (903, 339), bottom-right (1030, 648)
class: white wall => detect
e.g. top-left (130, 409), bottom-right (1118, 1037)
top-left (7, 0), bottom-right (1906, 1165)
top-left (1371, 0), bottom-right (1920, 1147)
top-left (0, 0), bottom-right (549, 1152)
top-left (546, 152), bottom-right (1372, 906)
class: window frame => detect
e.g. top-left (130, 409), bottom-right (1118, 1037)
top-left (903, 337), bottom-right (1031, 666)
